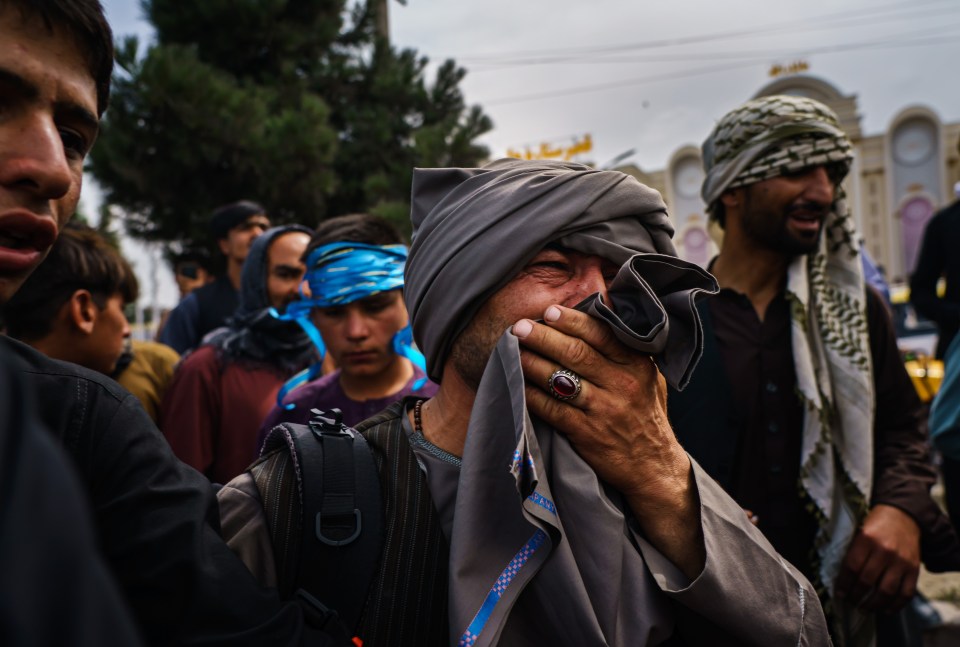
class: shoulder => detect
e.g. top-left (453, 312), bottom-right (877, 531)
top-left (6, 338), bottom-right (163, 464)
top-left (356, 400), bottom-right (412, 477)
top-left (357, 399), bottom-right (407, 437)
top-left (169, 346), bottom-right (222, 385)
top-left (181, 345), bottom-right (219, 368)
top-left (169, 292), bottom-right (200, 318)
top-left (8, 337), bottom-right (130, 406)
top-left (937, 200), bottom-right (960, 218)
top-left (194, 276), bottom-right (237, 304)
top-left (194, 277), bottom-right (228, 298)
top-left (927, 201), bottom-right (960, 231)
top-left (133, 340), bottom-right (180, 368)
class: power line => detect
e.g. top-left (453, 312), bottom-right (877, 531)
top-left (469, 20), bottom-right (960, 69)
top-left (483, 34), bottom-right (960, 106)
top-left (453, 0), bottom-right (954, 64)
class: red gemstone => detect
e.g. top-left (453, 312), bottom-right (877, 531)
top-left (552, 374), bottom-right (578, 397)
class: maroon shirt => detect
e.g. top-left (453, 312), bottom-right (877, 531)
top-left (159, 345), bottom-right (288, 485)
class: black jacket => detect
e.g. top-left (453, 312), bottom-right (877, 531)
top-left (1, 342), bottom-right (144, 646)
top-left (7, 337), bottom-right (336, 646)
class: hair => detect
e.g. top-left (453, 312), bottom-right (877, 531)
top-left (3, 223), bottom-right (138, 340)
top-left (209, 200), bottom-right (268, 240)
top-left (10, 0), bottom-right (114, 117)
top-left (709, 201), bottom-right (726, 229)
top-left (173, 248), bottom-right (215, 274)
top-left (305, 213), bottom-right (405, 260)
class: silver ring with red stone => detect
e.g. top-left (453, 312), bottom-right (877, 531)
top-left (547, 369), bottom-right (582, 401)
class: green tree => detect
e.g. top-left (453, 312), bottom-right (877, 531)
top-left (89, 0), bottom-right (491, 249)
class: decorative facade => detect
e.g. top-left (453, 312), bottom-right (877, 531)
top-left (620, 75), bottom-right (960, 284)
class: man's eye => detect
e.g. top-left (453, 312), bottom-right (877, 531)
top-left (825, 163), bottom-right (845, 183)
top-left (534, 261), bottom-right (570, 271)
top-left (60, 129), bottom-right (89, 159)
top-left (362, 301), bottom-right (390, 315)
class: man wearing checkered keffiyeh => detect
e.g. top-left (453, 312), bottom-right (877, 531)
top-left (668, 95), bottom-right (958, 647)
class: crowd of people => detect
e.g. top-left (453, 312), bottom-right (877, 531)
top-left (3, 1), bottom-right (959, 646)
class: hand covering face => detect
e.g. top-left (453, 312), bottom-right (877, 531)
top-left (406, 157), bottom-right (715, 389)
top-left (406, 158), bottom-right (720, 645)
top-left (702, 95), bottom-right (874, 644)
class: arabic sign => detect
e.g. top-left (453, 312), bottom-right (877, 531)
top-left (507, 134), bottom-right (593, 161)
top-left (769, 60), bottom-right (809, 78)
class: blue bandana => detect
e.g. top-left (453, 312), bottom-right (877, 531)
top-left (271, 242), bottom-right (426, 409)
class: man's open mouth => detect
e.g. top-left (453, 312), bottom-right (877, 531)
top-left (788, 212), bottom-right (823, 234)
top-left (0, 213), bottom-right (58, 272)
top-left (0, 231), bottom-right (36, 249)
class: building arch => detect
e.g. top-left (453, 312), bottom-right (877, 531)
top-left (886, 106), bottom-right (943, 278)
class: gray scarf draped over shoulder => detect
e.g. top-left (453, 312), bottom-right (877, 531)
top-left (406, 159), bottom-right (719, 646)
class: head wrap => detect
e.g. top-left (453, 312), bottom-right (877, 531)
top-left (272, 242), bottom-right (425, 409)
top-left (406, 159), bottom-right (719, 644)
top-left (204, 225), bottom-right (316, 375)
top-left (701, 95), bottom-right (853, 211)
top-left (209, 200), bottom-right (266, 240)
top-left (702, 95), bottom-right (874, 643)
top-left (406, 157), bottom-right (713, 388)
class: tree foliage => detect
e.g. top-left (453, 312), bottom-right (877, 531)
top-left (89, 0), bottom-right (492, 249)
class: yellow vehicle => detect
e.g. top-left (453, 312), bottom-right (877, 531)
top-left (902, 352), bottom-right (944, 403)
top-left (890, 283), bottom-right (943, 402)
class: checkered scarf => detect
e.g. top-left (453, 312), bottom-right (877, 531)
top-left (703, 95), bottom-right (875, 647)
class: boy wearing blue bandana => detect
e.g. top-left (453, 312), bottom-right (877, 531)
top-left (257, 214), bottom-right (437, 443)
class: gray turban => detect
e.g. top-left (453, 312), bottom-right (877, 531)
top-left (406, 158), bottom-right (716, 389)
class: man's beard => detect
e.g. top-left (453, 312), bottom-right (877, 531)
top-left (448, 309), bottom-right (512, 392)
top-left (742, 192), bottom-right (829, 257)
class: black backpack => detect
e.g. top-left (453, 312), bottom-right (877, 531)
top-left (250, 409), bottom-right (383, 643)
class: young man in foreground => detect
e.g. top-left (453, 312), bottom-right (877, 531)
top-left (0, 1), bottom-right (339, 643)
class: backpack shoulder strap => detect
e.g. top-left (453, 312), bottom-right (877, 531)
top-left (253, 409), bottom-right (383, 635)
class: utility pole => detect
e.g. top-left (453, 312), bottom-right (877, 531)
top-left (376, 0), bottom-right (390, 42)
top-left (376, 0), bottom-right (406, 43)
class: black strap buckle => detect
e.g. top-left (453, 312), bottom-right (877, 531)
top-left (316, 509), bottom-right (362, 546)
top-left (308, 408), bottom-right (346, 435)
top-left (294, 588), bottom-right (351, 641)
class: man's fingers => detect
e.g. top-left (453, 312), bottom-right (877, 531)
top-left (839, 542), bottom-right (915, 612)
top-left (524, 384), bottom-right (589, 441)
top-left (519, 347), bottom-right (596, 410)
top-left (867, 554), bottom-right (918, 612)
top-left (848, 544), bottom-right (894, 607)
top-left (515, 305), bottom-right (635, 369)
top-left (865, 565), bottom-right (906, 612)
top-left (896, 566), bottom-right (919, 611)
top-left (835, 535), bottom-right (871, 600)
top-left (838, 506), bottom-right (922, 611)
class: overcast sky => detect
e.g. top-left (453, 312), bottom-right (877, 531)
top-left (95, 0), bottom-right (960, 308)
